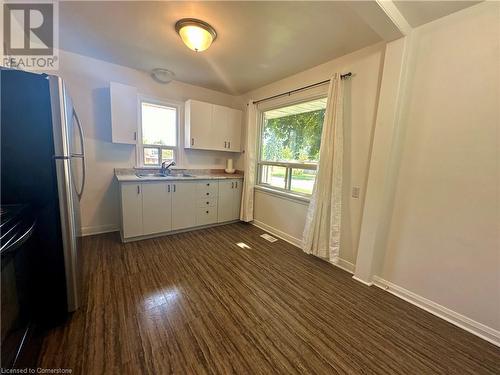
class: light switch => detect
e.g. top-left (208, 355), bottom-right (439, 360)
top-left (352, 186), bottom-right (360, 199)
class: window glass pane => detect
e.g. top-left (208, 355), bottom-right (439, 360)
top-left (142, 102), bottom-right (176, 146)
top-left (260, 165), bottom-right (286, 189)
top-left (261, 98), bottom-right (326, 163)
top-left (143, 147), bottom-right (159, 165)
top-left (161, 149), bottom-right (174, 164)
top-left (290, 168), bottom-right (317, 195)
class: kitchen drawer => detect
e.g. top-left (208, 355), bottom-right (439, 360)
top-left (196, 207), bottom-right (217, 226)
top-left (198, 197), bottom-right (217, 208)
top-left (196, 181), bottom-right (218, 199)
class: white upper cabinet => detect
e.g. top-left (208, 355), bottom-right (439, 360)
top-left (110, 82), bottom-right (138, 144)
top-left (185, 100), bottom-right (213, 150)
top-left (226, 108), bottom-right (242, 152)
top-left (185, 99), bottom-right (242, 152)
top-left (212, 104), bottom-right (228, 150)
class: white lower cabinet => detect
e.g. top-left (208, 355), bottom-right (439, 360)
top-left (196, 181), bottom-right (218, 226)
top-left (217, 179), bottom-right (242, 223)
top-left (142, 182), bottom-right (172, 235)
top-left (120, 179), bottom-right (241, 241)
top-left (196, 207), bottom-right (218, 226)
top-left (120, 183), bottom-right (143, 238)
top-left (232, 180), bottom-right (242, 219)
top-left (171, 182), bottom-right (196, 231)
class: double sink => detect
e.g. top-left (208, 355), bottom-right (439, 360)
top-left (135, 172), bottom-right (195, 179)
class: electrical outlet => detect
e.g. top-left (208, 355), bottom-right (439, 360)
top-left (352, 186), bottom-right (360, 199)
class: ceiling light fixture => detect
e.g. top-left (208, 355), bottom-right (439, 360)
top-left (175, 18), bottom-right (217, 52)
top-left (151, 68), bottom-right (175, 84)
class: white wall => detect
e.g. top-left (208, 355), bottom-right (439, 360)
top-left (354, 36), bottom-right (410, 282)
top-left (242, 43), bottom-right (386, 265)
top-left (54, 50), bottom-right (244, 234)
top-left (253, 190), bottom-right (309, 245)
top-left (379, 2), bottom-right (500, 331)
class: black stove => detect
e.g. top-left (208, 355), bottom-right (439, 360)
top-left (1, 204), bottom-right (39, 369)
top-left (1, 204), bottom-right (36, 255)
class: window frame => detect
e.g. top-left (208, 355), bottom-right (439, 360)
top-left (256, 91), bottom-right (327, 198)
top-left (137, 96), bottom-right (181, 167)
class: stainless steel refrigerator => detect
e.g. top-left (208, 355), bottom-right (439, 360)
top-left (48, 74), bottom-right (86, 312)
top-left (1, 69), bottom-right (85, 318)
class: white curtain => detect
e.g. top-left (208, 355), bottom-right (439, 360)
top-left (302, 74), bottom-right (344, 262)
top-left (240, 101), bottom-right (258, 222)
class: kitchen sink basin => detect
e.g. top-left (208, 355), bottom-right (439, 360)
top-left (136, 173), bottom-right (169, 178)
top-left (135, 172), bottom-right (195, 178)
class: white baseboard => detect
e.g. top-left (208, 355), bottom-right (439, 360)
top-left (251, 220), bottom-right (355, 275)
top-left (372, 276), bottom-right (500, 347)
top-left (252, 220), bottom-right (302, 248)
top-left (81, 224), bottom-right (119, 237)
top-left (332, 258), bottom-right (355, 274)
top-left (352, 275), bottom-right (373, 286)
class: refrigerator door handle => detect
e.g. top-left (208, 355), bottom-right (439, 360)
top-left (72, 110), bottom-right (86, 201)
top-left (53, 158), bottom-right (80, 312)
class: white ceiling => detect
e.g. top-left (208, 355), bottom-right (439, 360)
top-left (59, 1), bottom-right (480, 95)
top-left (393, 1), bottom-right (481, 27)
top-left (59, 1), bottom-right (383, 94)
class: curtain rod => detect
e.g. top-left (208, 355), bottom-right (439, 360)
top-left (252, 72), bottom-right (352, 105)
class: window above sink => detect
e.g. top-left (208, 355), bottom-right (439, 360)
top-left (138, 98), bottom-right (179, 167)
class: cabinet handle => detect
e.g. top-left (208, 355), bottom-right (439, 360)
top-left (173, 184), bottom-right (176, 193)
top-left (224, 141), bottom-right (227, 148)
top-left (133, 132), bottom-right (137, 141)
top-left (206, 202), bottom-right (209, 205)
top-left (137, 185), bottom-right (140, 194)
top-left (206, 192), bottom-right (209, 196)
top-left (231, 182), bottom-right (234, 188)
top-left (206, 210), bottom-right (209, 214)
top-left (235, 181), bottom-right (238, 188)
top-left (228, 141), bottom-right (231, 149)
top-left (167, 185), bottom-right (170, 193)
top-left (206, 183), bottom-right (210, 186)
top-left (191, 138), bottom-right (194, 146)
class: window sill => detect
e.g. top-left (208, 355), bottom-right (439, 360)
top-left (254, 185), bottom-right (311, 205)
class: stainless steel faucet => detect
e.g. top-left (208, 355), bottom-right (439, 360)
top-left (161, 161), bottom-right (175, 175)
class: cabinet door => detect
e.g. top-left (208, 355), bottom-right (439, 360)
top-left (186, 100), bottom-right (212, 149)
top-left (142, 183), bottom-right (172, 235)
top-left (121, 183), bottom-right (143, 238)
top-left (217, 180), bottom-right (235, 223)
top-left (110, 82), bottom-right (138, 144)
top-left (226, 108), bottom-right (242, 152)
top-left (232, 179), bottom-right (242, 220)
top-left (212, 104), bottom-right (228, 150)
top-left (171, 182), bottom-right (196, 230)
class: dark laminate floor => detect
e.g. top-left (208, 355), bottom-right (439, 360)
top-left (38, 223), bottom-right (500, 374)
